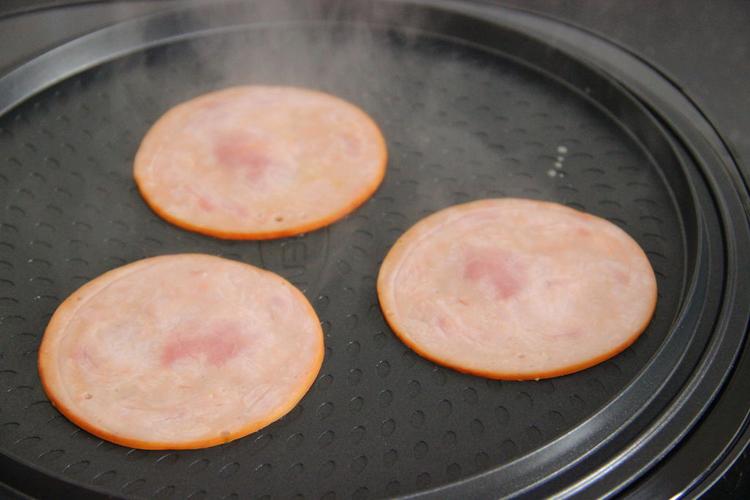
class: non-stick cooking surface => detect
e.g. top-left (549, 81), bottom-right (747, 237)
top-left (1, 2), bottom-right (746, 499)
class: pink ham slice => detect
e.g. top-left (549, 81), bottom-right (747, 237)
top-left (38, 254), bottom-right (323, 449)
top-left (377, 198), bottom-right (658, 380)
top-left (133, 86), bottom-right (387, 239)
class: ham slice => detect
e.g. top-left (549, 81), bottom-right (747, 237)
top-left (377, 199), bottom-right (658, 380)
top-left (134, 86), bottom-right (387, 239)
top-left (38, 254), bottom-right (323, 449)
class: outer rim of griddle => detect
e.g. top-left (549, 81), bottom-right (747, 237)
top-left (0, 1), bottom-right (717, 497)
top-left (406, 2), bottom-right (750, 498)
top-left (0, 1), bottom-right (746, 498)
top-left (490, 3), bottom-right (750, 497)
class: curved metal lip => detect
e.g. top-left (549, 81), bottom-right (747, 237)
top-left (0, 1), bottom-right (747, 498)
top-left (411, 1), bottom-right (750, 498)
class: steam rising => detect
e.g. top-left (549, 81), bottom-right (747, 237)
top-left (99, 0), bottom-right (568, 295)
top-left (109, 0), bottom-right (505, 291)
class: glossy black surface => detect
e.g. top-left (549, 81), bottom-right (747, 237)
top-left (0, 1), bottom-right (748, 498)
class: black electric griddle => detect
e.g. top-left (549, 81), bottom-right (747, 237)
top-left (0, 1), bottom-right (749, 498)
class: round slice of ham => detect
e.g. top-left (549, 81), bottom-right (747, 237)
top-left (134, 86), bottom-right (387, 239)
top-left (38, 254), bottom-right (324, 449)
top-left (377, 198), bottom-right (658, 380)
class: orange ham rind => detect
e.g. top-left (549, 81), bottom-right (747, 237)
top-left (133, 86), bottom-right (387, 240)
top-left (38, 254), bottom-right (324, 450)
top-left (377, 198), bottom-right (658, 380)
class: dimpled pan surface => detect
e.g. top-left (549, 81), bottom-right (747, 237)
top-left (1, 1), bottom-right (743, 498)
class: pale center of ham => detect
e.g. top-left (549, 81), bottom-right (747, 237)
top-left (378, 199), bottom-right (658, 378)
top-left (133, 86), bottom-right (386, 234)
top-left (160, 321), bottom-right (248, 368)
top-left (212, 131), bottom-right (274, 182)
top-left (41, 255), bottom-right (324, 446)
top-left (462, 247), bottom-right (526, 300)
